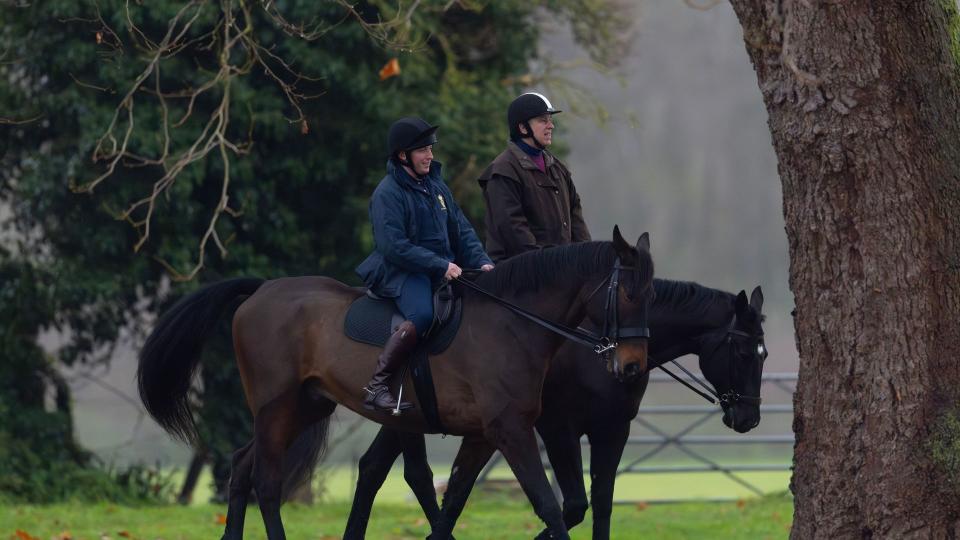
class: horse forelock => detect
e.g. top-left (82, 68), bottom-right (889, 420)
top-left (475, 241), bottom-right (619, 296)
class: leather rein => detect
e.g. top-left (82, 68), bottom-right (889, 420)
top-left (455, 258), bottom-right (650, 358)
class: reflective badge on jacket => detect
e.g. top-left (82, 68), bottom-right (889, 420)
top-left (437, 194), bottom-right (447, 211)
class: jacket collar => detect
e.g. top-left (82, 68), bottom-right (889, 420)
top-left (507, 141), bottom-right (556, 171)
top-left (387, 159), bottom-right (444, 191)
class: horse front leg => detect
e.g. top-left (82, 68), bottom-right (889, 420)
top-left (343, 427), bottom-right (405, 540)
top-left (428, 435), bottom-right (496, 540)
top-left (534, 420), bottom-right (588, 540)
top-left (493, 414), bottom-right (569, 540)
top-left (586, 423), bottom-right (631, 540)
top-left (398, 430), bottom-right (445, 531)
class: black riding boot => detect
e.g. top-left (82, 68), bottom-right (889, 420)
top-left (364, 320), bottom-right (417, 413)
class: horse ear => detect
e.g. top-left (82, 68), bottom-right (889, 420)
top-left (735, 290), bottom-right (749, 315)
top-left (750, 286), bottom-right (764, 312)
top-left (612, 225), bottom-right (630, 254)
top-left (635, 232), bottom-right (650, 252)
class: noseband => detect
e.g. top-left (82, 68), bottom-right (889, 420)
top-left (586, 258), bottom-right (652, 357)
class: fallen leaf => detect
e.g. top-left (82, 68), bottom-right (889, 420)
top-left (379, 58), bottom-right (400, 81)
top-left (14, 530), bottom-right (38, 540)
top-left (54, 532), bottom-right (73, 540)
top-left (117, 532), bottom-right (131, 538)
top-left (736, 498), bottom-right (747, 509)
top-left (215, 513), bottom-right (227, 525)
top-left (635, 501), bottom-right (649, 512)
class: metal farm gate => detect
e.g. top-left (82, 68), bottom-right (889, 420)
top-left (476, 372), bottom-right (797, 503)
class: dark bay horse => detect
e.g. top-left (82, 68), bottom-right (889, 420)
top-left (343, 279), bottom-right (766, 540)
top-left (136, 228), bottom-right (654, 540)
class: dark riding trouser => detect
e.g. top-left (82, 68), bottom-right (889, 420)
top-left (395, 273), bottom-right (434, 337)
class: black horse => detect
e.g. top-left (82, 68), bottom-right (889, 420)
top-left (342, 279), bottom-right (766, 540)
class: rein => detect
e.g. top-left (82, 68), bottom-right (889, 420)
top-left (455, 259), bottom-right (650, 357)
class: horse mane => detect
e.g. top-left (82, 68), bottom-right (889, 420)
top-left (475, 241), bottom-right (645, 296)
top-left (652, 279), bottom-right (766, 325)
top-left (651, 279), bottom-right (734, 326)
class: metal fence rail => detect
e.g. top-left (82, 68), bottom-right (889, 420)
top-left (477, 371), bottom-right (797, 503)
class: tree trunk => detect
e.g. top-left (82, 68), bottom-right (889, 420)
top-left (177, 449), bottom-right (207, 505)
top-left (727, 1), bottom-right (960, 537)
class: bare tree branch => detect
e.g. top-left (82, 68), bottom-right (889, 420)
top-left (72, 0), bottom-right (424, 280)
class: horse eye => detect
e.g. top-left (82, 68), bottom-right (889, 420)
top-left (757, 343), bottom-right (766, 356)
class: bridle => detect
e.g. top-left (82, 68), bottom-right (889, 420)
top-left (582, 259), bottom-right (652, 354)
top-left (455, 257), bottom-right (651, 363)
top-left (642, 319), bottom-right (764, 407)
top-left (700, 323), bottom-right (765, 407)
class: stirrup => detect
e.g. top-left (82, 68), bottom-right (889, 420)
top-left (362, 386), bottom-right (413, 414)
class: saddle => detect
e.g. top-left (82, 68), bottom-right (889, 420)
top-left (343, 283), bottom-right (462, 433)
top-left (344, 283), bottom-right (461, 352)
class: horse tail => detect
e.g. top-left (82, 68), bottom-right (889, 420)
top-left (281, 416), bottom-right (332, 501)
top-left (137, 277), bottom-right (265, 443)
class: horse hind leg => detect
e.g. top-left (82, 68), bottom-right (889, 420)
top-left (252, 379), bottom-right (336, 540)
top-left (220, 440), bottom-right (255, 540)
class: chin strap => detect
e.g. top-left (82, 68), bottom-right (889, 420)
top-left (522, 121), bottom-right (546, 149)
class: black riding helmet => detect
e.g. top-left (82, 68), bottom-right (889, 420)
top-left (388, 117), bottom-right (439, 166)
top-left (507, 92), bottom-right (562, 148)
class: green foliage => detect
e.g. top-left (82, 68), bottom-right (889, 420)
top-left (929, 406), bottom-right (960, 492)
top-left (0, 252), bottom-right (174, 503)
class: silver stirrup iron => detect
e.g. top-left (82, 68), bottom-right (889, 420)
top-left (393, 381), bottom-right (405, 416)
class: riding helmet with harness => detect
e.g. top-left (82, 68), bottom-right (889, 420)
top-left (388, 117), bottom-right (439, 172)
top-left (507, 92), bottom-right (561, 149)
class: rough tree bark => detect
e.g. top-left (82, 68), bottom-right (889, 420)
top-left (727, 1), bottom-right (960, 537)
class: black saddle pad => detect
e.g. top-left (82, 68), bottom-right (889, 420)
top-left (343, 294), bottom-right (461, 355)
top-left (344, 292), bottom-right (460, 433)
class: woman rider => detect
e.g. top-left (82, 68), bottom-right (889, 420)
top-left (356, 117), bottom-right (494, 413)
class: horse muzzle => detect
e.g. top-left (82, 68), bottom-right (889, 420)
top-left (722, 404), bottom-right (761, 433)
top-left (613, 341), bottom-right (648, 382)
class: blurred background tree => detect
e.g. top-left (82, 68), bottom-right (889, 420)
top-left (0, 0), bottom-right (631, 502)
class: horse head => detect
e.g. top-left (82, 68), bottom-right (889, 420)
top-left (583, 226), bottom-right (655, 383)
top-left (699, 286), bottom-right (766, 433)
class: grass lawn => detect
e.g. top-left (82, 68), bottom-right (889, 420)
top-left (4, 465), bottom-right (793, 539)
top-left (3, 492), bottom-right (792, 540)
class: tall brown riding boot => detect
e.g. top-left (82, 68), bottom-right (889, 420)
top-left (364, 320), bottom-right (417, 413)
